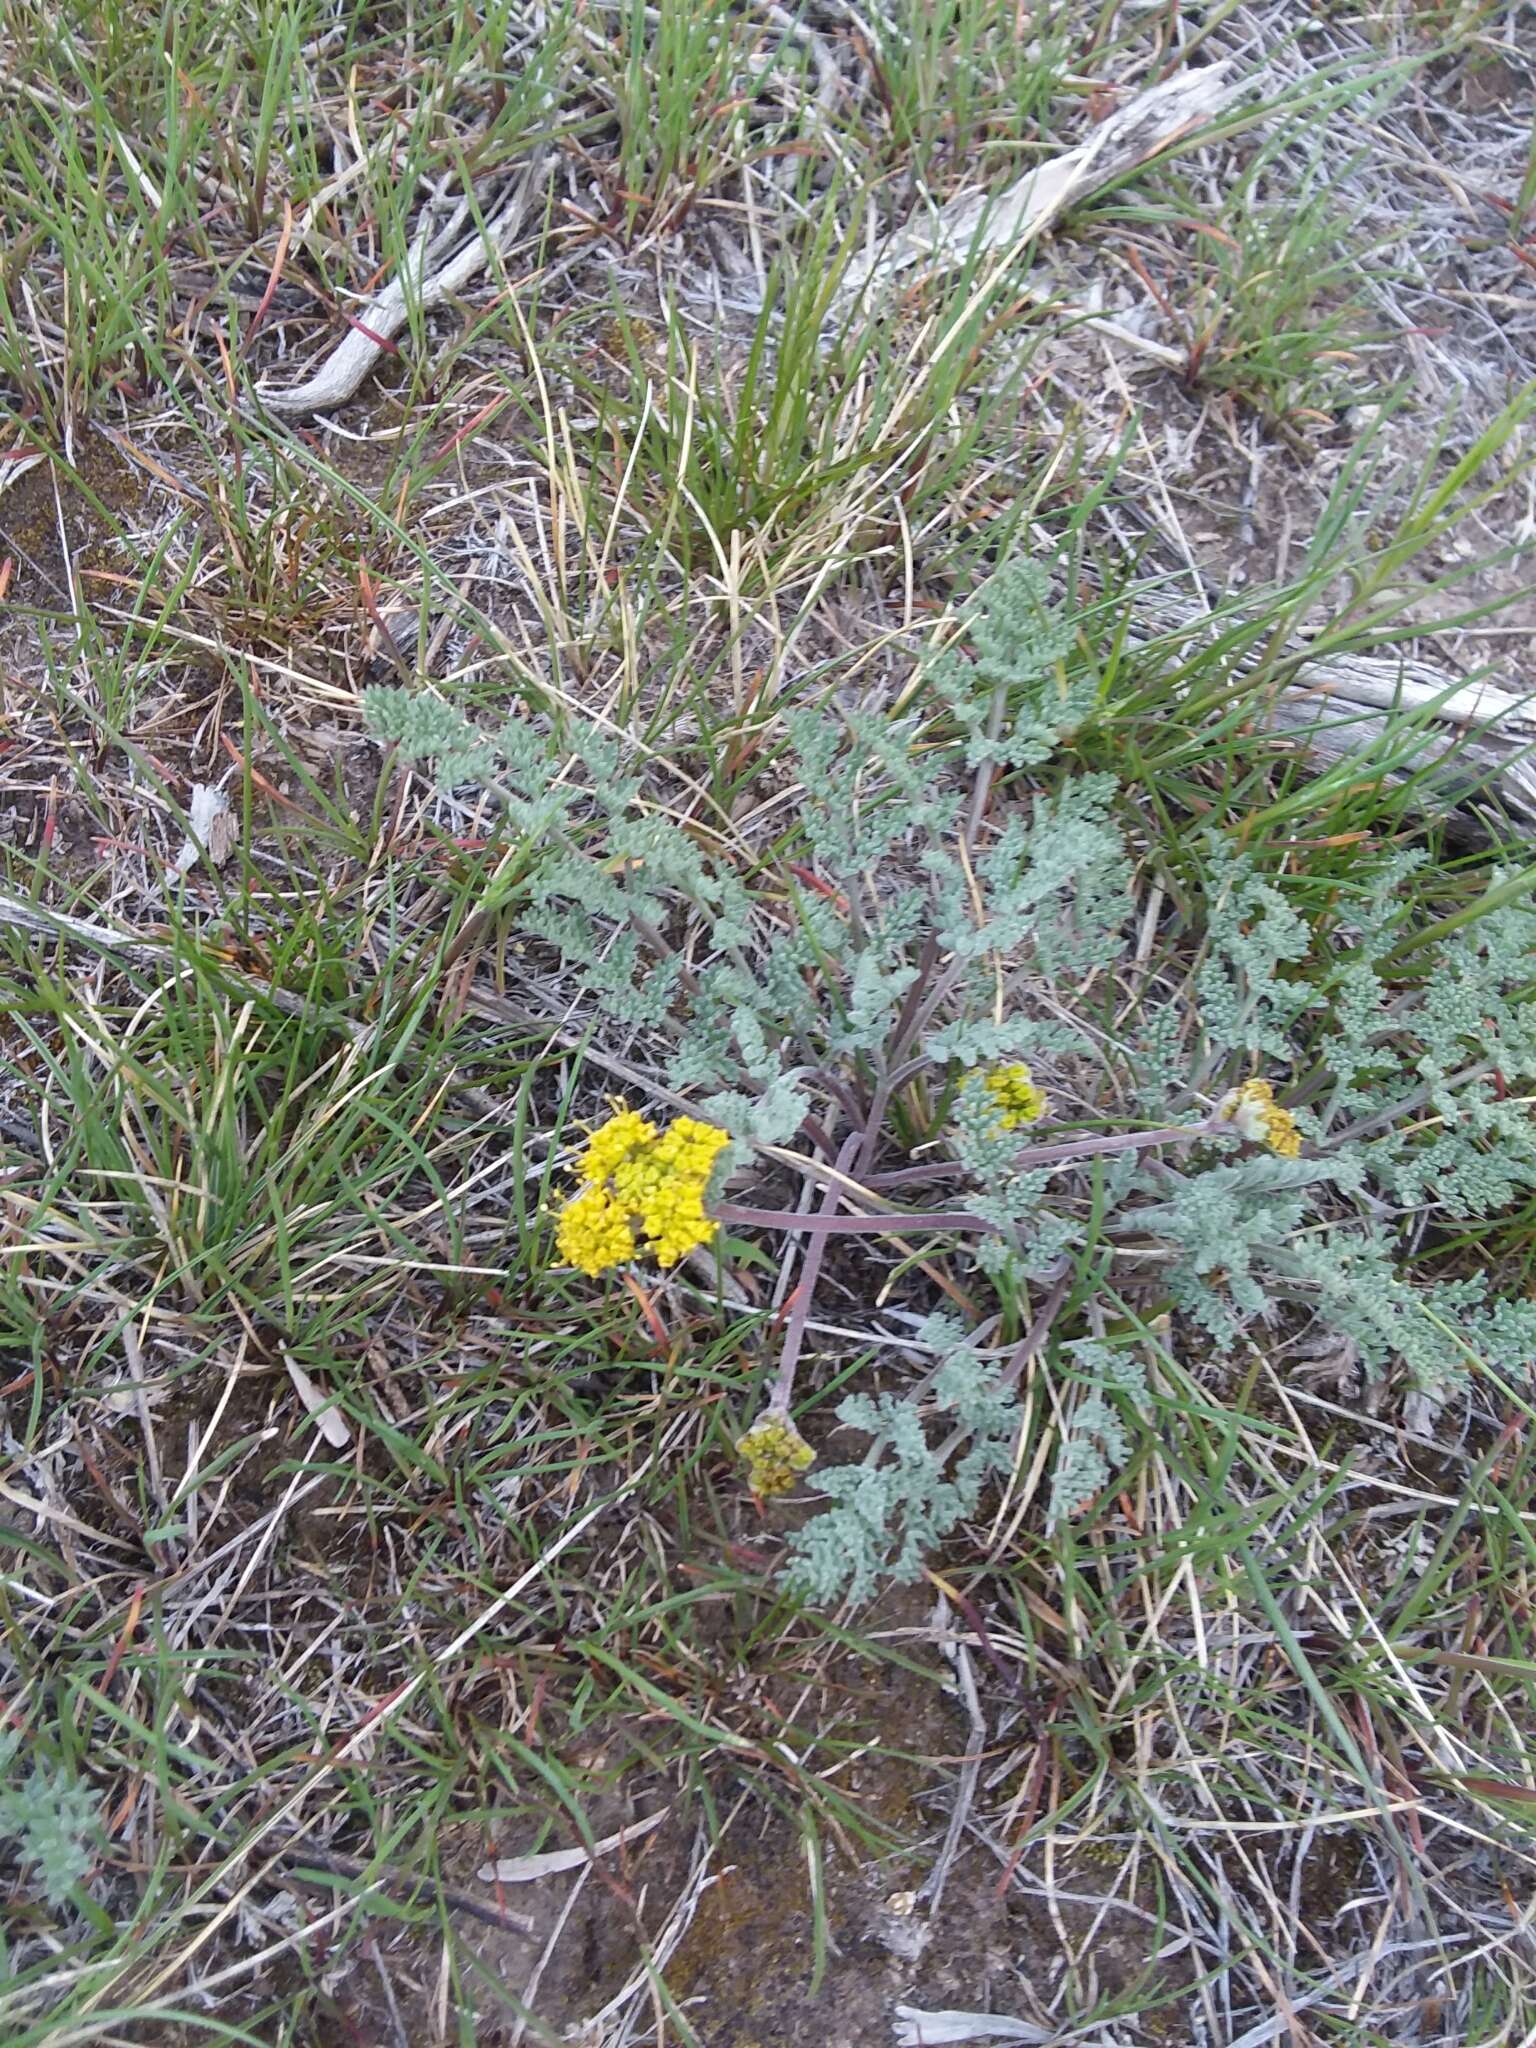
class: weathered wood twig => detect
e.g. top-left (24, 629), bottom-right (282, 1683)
top-left (254, 149), bottom-right (551, 417)
top-left (1128, 590), bottom-right (1536, 820)
top-left (837, 65), bottom-right (1243, 311)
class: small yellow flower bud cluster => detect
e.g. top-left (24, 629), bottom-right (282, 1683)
top-left (1216, 1078), bottom-right (1301, 1158)
top-left (982, 1062), bottom-right (1048, 1131)
top-left (554, 1108), bottom-right (731, 1276)
top-left (554, 1182), bottom-right (639, 1276)
top-left (736, 1411), bottom-right (815, 1497)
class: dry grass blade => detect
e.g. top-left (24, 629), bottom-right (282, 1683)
top-left (476, 1806), bottom-right (669, 1883)
top-left (892, 2011), bottom-right (1052, 2046)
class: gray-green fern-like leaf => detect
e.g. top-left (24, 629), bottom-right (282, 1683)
top-left (1049, 1342), bottom-right (1149, 1523)
top-left (783, 1320), bottom-right (1023, 1604)
top-left (0, 1734), bottom-right (99, 1906)
top-left (930, 558), bottom-right (1091, 769)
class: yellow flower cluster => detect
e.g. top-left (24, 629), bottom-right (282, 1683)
top-left (982, 1062), bottom-right (1048, 1131)
top-left (578, 1107), bottom-right (657, 1185)
top-left (555, 1108), bottom-right (730, 1276)
top-left (1216, 1078), bottom-right (1302, 1158)
top-left (736, 1411), bottom-right (815, 1497)
top-left (554, 1182), bottom-right (637, 1276)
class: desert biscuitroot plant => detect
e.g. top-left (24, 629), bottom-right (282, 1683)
top-left (0, 1730), bottom-right (100, 1908)
top-left (368, 559), bottom-right (1536, 1604)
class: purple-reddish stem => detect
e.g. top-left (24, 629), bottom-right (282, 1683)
top-left (717, 1201), bottom-right (991, 1235)
top-left (866, 1118), bottom-right (1218, 1188)
top-left (768, 1134), bottom-right (864, 1413)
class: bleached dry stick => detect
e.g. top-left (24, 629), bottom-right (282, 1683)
top-left (254, 149), bottom-right (551, 417)
top-left (1129, 592), bottom-right (1536, 819)
top-left (838, 64), bottom-right (1243, 310)
top-left (1269, 658), bottom-right (1536, 817)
